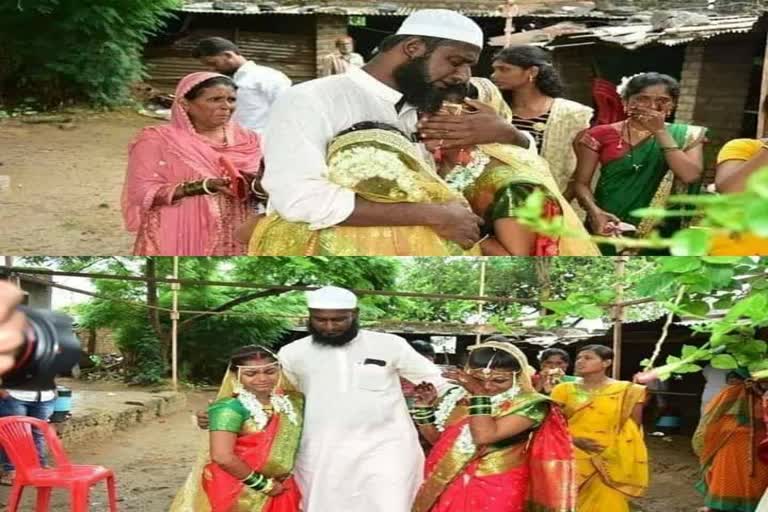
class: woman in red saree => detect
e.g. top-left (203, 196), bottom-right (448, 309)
top-left (122, 72), bottom-right (263, 256)
top-left (169, 346), bottom-right (303, 512)
top-left (693, 371), bottom-right (768, 512)
top-left (410, 338), bottom-right (576, 512)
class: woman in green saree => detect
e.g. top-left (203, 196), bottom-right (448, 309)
top-left (572, 72), bottom-right (707, 254)
top-left (169, 346), bottom-right (303, 512)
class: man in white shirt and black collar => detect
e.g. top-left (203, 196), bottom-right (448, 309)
top-left (195, 37), bottom-right (291, 134)
top-left (261, 10), bottom-right (534, 252)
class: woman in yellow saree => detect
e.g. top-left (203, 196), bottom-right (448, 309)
top-left (410, 339), bottom-right (576, 512)
top-left (550, 345), bottom-right (648, 512)
top-left (169, 346), bottom-right (303, 512)
top-left (692, 370), bottom-right (768, 512)
top-left (438, 78), bottom-right (599, 256)
top-left (248, 122), bottom-right (480, 256)
top-left (709, 138), bottom-right (768, 256)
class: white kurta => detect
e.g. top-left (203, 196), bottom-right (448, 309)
top-left (262, 67), bottom-right (537, 231)
top-left (278, 330), bottom-right (447, 512)
top-left (232, 60), bottom-right (292, 134)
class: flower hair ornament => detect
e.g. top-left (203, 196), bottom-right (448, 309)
top-left (616, 73), bottom-right (645, 98)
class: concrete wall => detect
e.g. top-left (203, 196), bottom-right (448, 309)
top-left (315, 14), bottom-right (350, 76)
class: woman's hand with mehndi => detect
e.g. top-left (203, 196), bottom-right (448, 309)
top-left (442, 368), bottom-right (486, 395)
top-left (629, 106), bottom-right (666, 133)
top-left (264, 480), bottom-right (285, 497)
top-left (573, 437), bottom-right (605, 454)
top-left (413, 382), bottom-right (438, 407)
top-left (206, 177), bottom-right (234, 196)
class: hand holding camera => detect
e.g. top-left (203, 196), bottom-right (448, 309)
top-left (0, 281), bottom-right (81, 387)
top-left (0, 282), bottom-right (28, 375)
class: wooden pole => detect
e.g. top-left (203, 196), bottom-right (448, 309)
top-left (502, 0), bottom-right (519, 48)
top-left (758, 30), bottom-right (768, 138)
top-left (612, 256), bottom-right (627, 379)
top-left (476, 259), bottom-right (487, 344)
top-left (171, 256), bottom-right (180, 391)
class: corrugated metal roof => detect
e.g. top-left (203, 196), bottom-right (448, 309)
top-left (527, 14), bottom-right (761, 50)
top-left (178, 1), bottom-right (625, 19)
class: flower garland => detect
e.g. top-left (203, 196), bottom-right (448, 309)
top-left (444, 150), bottom-right (491, 194)
top-left (327, 146), bottom-right (426, 202)
top-left (237, 390), bottom-right (299, 430)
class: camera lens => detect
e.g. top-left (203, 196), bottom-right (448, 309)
top-left (1, 306), bottom-right (81, 389)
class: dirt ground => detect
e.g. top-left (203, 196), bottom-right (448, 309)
top-left (0, 390), bottom-right (211, 511)
top-left (0, 387), bottom-right (702, 511)
top-left (0, 111), bottom-right (160, 255)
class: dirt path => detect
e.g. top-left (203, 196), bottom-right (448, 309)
top-left (0, 392), bottom-right (702, 511)
top-left (0, 111), bottom-right (159, 255)
top-left (0, 391), bottom-right (212, 511)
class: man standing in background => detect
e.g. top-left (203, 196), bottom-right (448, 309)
top-left (321, 36), bottom-right (365, 77)
top-left (195, 37), bottom-right (291, 134)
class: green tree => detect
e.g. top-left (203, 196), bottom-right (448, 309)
top-left (0, 0), bottom-right (180, 106)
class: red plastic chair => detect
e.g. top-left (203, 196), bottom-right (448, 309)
top-left (0, 416), bottom-right (118, 511)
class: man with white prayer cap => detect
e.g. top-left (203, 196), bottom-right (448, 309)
top-left (258, 9), bottom-right (533, 255)
top-left (276, 285), bottom-right (449, 511)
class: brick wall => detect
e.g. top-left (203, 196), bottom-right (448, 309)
top-left (316, 14), bottom-right (350, 76)
top-left (677, 40), bottom-right (755, 151)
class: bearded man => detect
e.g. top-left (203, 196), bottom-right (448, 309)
top-left (279, 286), bottom-right (448, 511)
top-left (253, 10), bottom-right (533, 255)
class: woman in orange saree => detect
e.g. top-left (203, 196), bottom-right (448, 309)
top-left (410, 339), bottom-right (576, 512)
top-left (693, 371), bottom-right (768, 512)
top-left (550, 345), bottom-right (648, 512)
top-left (169, 346), bottom-right (303, 512)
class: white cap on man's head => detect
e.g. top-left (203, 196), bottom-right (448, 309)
top-left (396, 9), bottom-right (484, 49)
top-left (306, 286), bottom-right (358, 310)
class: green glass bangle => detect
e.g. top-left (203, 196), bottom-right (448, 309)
top-left (415, 415), bottom-right (436, 425)
top-left (243, 472), bottom-right (267, 491)
top-left (469, 396), bottom-right (492, 406)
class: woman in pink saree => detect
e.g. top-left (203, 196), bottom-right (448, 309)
top-left (122, 72), bottom-right (263, 255)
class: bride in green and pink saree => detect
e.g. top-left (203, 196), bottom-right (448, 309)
top-left (572, 72), bottom-right (707, 255)
top-left (409, 339), bottom-right (576, 512)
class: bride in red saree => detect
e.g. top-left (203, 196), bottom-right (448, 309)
top-left (169, 346), bottom-right (303, 512)
top-left (410, 339), bottom-right (576, 512)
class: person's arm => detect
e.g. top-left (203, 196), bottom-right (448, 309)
top-left (262, 92), bottom-right (483, 247)
top-left (208, 403), bottom-right (285, 497)
top-left (0, 282), bottom-right (26, 375)
top-left (467, 401), bottom-right (542, 445)
top-left (343, 198), bottom-right (482, 250)
top-left (655, 129), bottom-right (704, 184)
top-left (210, 430), bottom-right (255, 480)
top-left (418, 100), bottom-right (531, 150)
top-left (631, 402), bottom-right (644, 426)
top-left (395, 339), bottom-right (450, 395)
top-left (572, 131), bottom-right (621, 235)
top-left (319, 55), bottom-right (334, 77)
top-left (633, 108), bottom-right (703, 184)
top-left (716, 141), bottom-right (768, 194)
top-left (493, 218), bottom-right (536, 255)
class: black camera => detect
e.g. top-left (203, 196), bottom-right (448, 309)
top-left (1, 306), bottom-right (81, 390)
